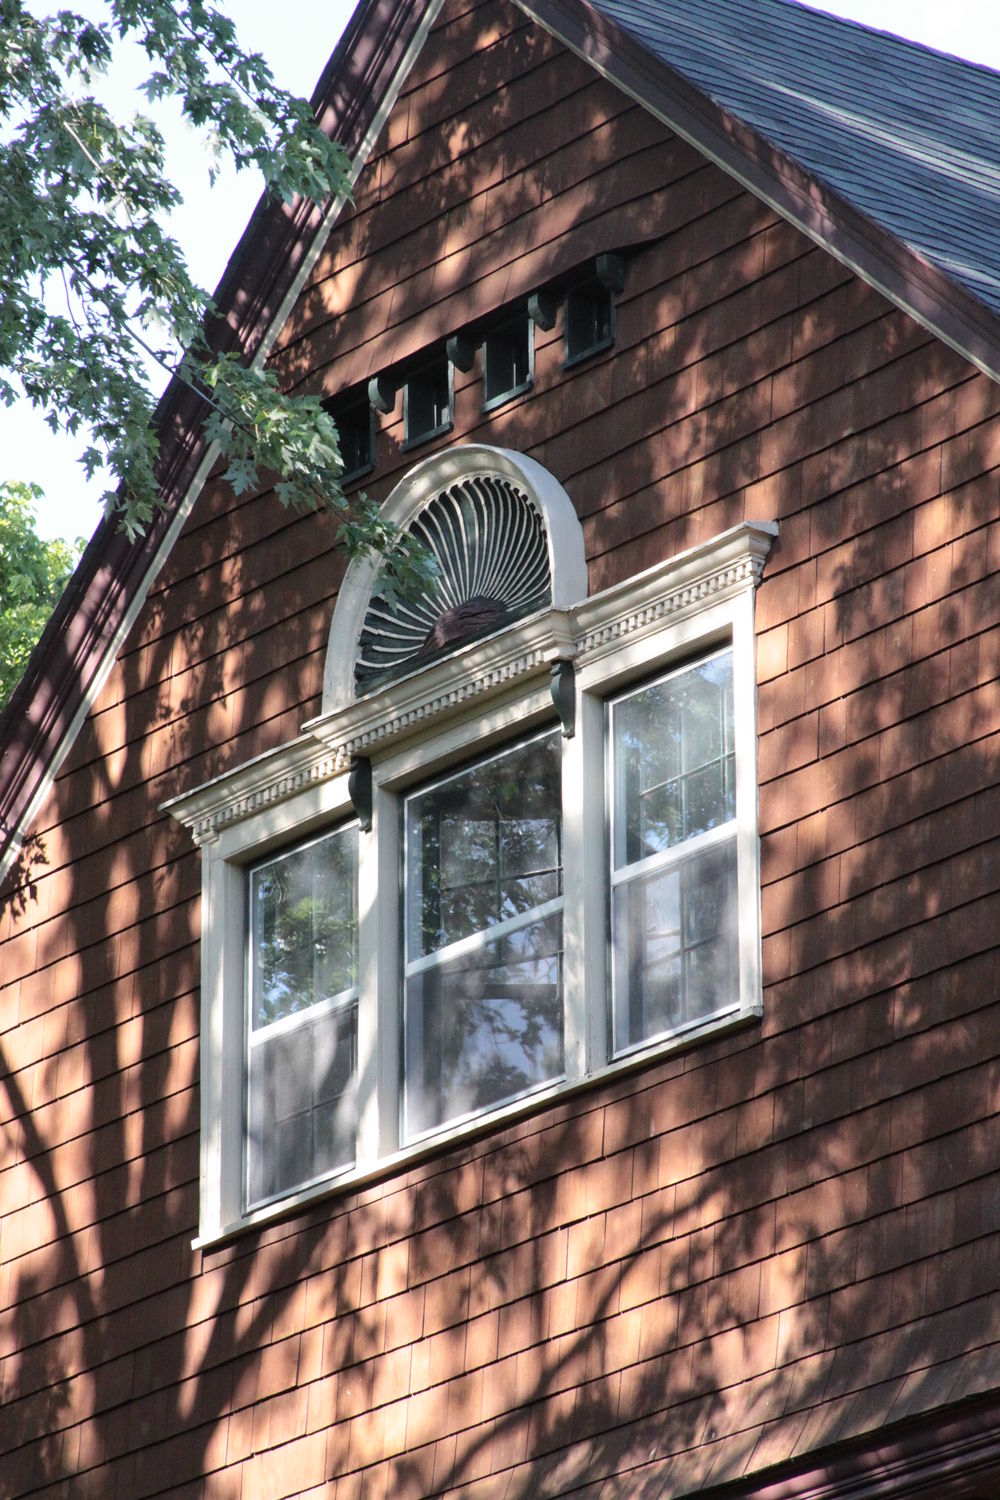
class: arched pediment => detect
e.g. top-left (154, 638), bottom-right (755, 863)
top-left (322, 446), bottom-right (587, 714)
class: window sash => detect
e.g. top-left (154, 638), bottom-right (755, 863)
top-left (607, 647), bottom-right (741, 1057)
top-left (245, 820), bottom-right (359, 1208)
top-left (245, 998), bottom-right (358, 1210)
top-left (402, 727), bottom-right (565, 1140)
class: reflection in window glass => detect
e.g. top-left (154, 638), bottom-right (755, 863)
top-left (328, 394), bottom-right (373, 482)
top-left (405, 731), bottom-right (564, 1138)
top-left (404, 357), bottom-right (452, 447)
top-left (247, 823), bottom-right (358, 1207)
top-left (610, 651), bottom-right (738, 1053)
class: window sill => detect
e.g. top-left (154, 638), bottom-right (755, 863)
top-left (192, 1003), bottom-right (760, 1252)
top-left (340, 458), bottom-right (374, 487)
top-left (401, 418), bottom-right (453, 451)
top-left (482, 379), bottom-right (532, 413)
top-left (562, 336), bottom-right (614, 370)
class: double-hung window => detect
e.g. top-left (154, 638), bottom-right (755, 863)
top-left (165, 446), bottom-right (774, 1243)
top-left (404, 729), bottom-right (564, 1138)
top-left (246, 822), bottom-right (359, 1209)
top-left (609, 649), bottom-right (738, 1054)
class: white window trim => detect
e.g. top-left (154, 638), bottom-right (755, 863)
top-left (321, 443), bottom-right (589, 716)
top-left (164, 518), bottom-right (775, 1246)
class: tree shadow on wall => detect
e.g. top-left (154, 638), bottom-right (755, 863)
top-left (1, 832), bottom-right (47, 927)
top-left (0, 493), bottom-right (356, 1496)
top-left (5, 16), bottom-right (1000, 1498)
top-left (377, 340), bottom-right (1000, 1498)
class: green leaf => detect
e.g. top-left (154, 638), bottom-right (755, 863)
top-left (0, 0), bottom-right (390, 576)
top-left (0, 480), bottom-right (84, 704)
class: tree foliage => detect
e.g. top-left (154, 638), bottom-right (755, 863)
top-left (0, 481), bottom-right (83, 702)
top-left (0, 0), bottom-right (430, 592)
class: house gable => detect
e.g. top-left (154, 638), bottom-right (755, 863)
top-left (7, 0), bottom-right (1000, 889)
top-left (4, 1), bottom-right (1000, 1496)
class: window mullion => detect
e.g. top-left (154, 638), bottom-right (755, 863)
top-left (356, 785), bottom-right (400, 1164)
top-left (563, 689), bottom-right (607, 1079)
top-left (211, 847), bottom-right (245, 1233)
top-left (731, 587), bottom-right (764, 1019)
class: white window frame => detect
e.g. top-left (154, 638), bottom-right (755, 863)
top-left (164, 450), bottom-right (774, 1246)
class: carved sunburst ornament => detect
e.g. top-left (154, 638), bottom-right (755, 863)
top-left (354, 473), bottom-right (551, 692)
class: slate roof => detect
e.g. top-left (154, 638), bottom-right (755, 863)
top-left (587, 0), bottom-right (1000, 320)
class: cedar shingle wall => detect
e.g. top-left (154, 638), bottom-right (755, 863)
top-left (3, 0), bottom-right (1000, 1494)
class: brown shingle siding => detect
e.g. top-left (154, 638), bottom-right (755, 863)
top-left (4, 0), bottom-right (1000, 1493)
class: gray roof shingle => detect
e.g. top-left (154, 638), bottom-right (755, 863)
top-left (587, 0), bottom-right (1000, 319)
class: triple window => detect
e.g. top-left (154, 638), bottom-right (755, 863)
top-left (241, 643), bottom-right (747, 1217)
top-left (168, 449), bottom-right (773, 1242)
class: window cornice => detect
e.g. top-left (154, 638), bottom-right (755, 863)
top-left (162, 521), bottom-right (776, 848)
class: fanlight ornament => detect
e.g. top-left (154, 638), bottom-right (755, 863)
top-left (354, 473), bottom-right (551, 692)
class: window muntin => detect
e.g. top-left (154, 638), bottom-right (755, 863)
top-left (404, 729), bottom-right (564, 1139)
top-left (609, 649), bottom-right (739, 1055)
top-left (246, 822), bottom-right (359, 1208)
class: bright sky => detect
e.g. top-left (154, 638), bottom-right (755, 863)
top-left (6, 0), bottom-right (1000, 544)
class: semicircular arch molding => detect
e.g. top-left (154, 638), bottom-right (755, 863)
top-left (322, 445), bottom-right (588, 714)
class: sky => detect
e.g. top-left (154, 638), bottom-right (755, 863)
top-left (7, 0), bottom-right (1000, 545)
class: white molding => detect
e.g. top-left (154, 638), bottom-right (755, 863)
top-left (164, 521), bottom-right (775, 846)
top-left (172, 519), bottom-right (776, 1243)
top-left (322, 445), bottom-right (589, 715)
top-left (161, 737), bottom-right (345, 847)
top-left (572, 520), bottom-right (776, 663)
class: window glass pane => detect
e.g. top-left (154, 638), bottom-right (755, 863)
top-left (406, 911), bottom-right (563, 1137)
top-left (612, 650), bottom-right (734, 868)
top-left (612, 839), bottom-right (738, 1053)
top-left (484, 317), bottom-right (531, 404)
top-left (610, 650), bottom-right (739, 1055)
top-left (405, 731), bottom-right (564, 1136)
top-left (330, 396), bottom-right (372, 481)
top-left (405, 358), bottom-right (451, 444)
top-left (247, 1001), bottom-right (357, 1207)
top-left (564, 283), bottom-right (613, 362)
top-left (247, 823), bottom-right (359, 1207)
top-left (250, 824), bottom-right (358, 1027)
top-left (406, 732), bottom-right (562, 961)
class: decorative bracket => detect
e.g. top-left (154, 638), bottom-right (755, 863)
top-left (528, 290), bottom-right (558, 330)
top-left (348, 755), bottom-right (373, 832)
top-left (595, 252), bottom-right (625, 293)
top-left (549, 658), bottom-right (576, 738)
top-left (368, 374), bottom-right (396, 414)
top-left (446, 333), bottom-right (476, 372)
